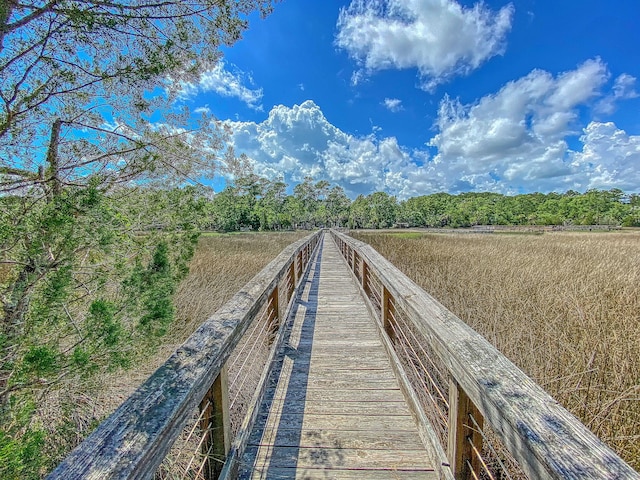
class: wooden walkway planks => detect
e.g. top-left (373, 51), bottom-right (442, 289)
top-left (239, 235), bottom-right (436, 479)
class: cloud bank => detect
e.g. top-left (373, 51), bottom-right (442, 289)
top-left (225, 61), bottom-right (640, 197)
top-left (181, 61), bottom-right (263, 110)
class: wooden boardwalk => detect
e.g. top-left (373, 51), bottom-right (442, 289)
top-left (239, 235), bottom-right (436, 479)
top-left (49, 230), bottom-right (640, 480)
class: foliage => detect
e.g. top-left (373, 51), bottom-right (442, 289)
top-left (0, 186), bottom-right (206, 475)
top-left (0, 400), bottom-right (45, 480)
top-left (206, 175), bottom-right (352, 231)
top-left (1, 0), bottom-right (275, 189)
top-left (1, 0), bottom-right (275, 475)
top-left (395, 189), bottom-right (639, 228)
top-left (206, 175), bottom-right (639, 233)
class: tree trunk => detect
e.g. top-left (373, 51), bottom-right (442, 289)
top-left (46, 118), bottom-right (63, 197)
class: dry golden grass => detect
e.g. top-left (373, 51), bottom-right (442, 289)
top-left (98, 231), bottom-right (308, 413)
top-left (172, 231), bottom-right (309, 339)
top-left (352, 230), bottom-right (640, 470)
top-left (14, 230), bottom-right (310, 478)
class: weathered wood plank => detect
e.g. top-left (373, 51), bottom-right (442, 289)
top-left (239, 467), bottom-right (438, 479)
top-left (291, 369), bottom-right (397, 381)
top-left (244, 444), bottom-right (434, 470)
top-left (253, 412), bottom-right (419, 432)
top-left (248, 428), bottom-right (426, 450)
top-left (257, 400), bottom-right (411, 416)
top-left (267, 387), bottom-right (405, 403)
top-left (272, 354), bottom-right (391, 367)
top-left (268, 376), bottom-right (399, 391)
top-left (276, 355), bottom-right (385, 371)
top-left (244, 235), bottom-right (435, 477)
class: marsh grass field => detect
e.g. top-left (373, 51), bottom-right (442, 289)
top-left (25, 229), bottom-right (639, 474)
top-left (97, 231), bottom-right (309, 413)
top-left (16, 230), bottom-right (309, 479)
top-left (352, 229), bottom-right (640, 470)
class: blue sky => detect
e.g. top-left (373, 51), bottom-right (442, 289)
top-left (178, 0), bottom-right (640, 198)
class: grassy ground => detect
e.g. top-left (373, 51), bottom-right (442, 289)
top-left (352, 230), bottom-right (640, 470)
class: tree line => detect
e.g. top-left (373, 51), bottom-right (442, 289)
top-left (204, 176), bottom-right (640, 231)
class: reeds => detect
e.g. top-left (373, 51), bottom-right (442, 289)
top-left (352, 230), bottom-right (640, 470)
top-left (98, 231), bottom-right (308, 414)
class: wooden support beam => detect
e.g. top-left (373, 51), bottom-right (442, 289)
top-left (382, 286), bottom-right (395, 339)
top-left (199, 366), bottom-right (231, 480)
top-left (362, 261), bottom-right (371, 298)
top-left (267, 286), bottom-right (279, 342)
top-left (447, 379), bottom-right (484, 479)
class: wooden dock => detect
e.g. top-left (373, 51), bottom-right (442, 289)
top-left (239, 236), bottom-right (437, 479)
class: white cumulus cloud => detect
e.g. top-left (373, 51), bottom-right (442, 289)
top-left (335, 0), bottom-right (514, 90)
top-left (181, 61), bottom-right (263, 110)
top-left (427, 59), bottom-right (613, 192)
top-left (224, 100), bottom-right (425, 197)
top-left (383, 98), bottom-right (404, 112)
top-left (571, 122), bottom-right (640, 191)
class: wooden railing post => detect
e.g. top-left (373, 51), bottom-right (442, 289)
top-left (287, 261), bottom-right (295, 301)
top-left (296, 251), bottom-right (302, 283)
top-left (448, 379), bottom-right (483, 479)
top-left (199, 366), bottom-right (231, 480)
top-left (267, 285), bottom-right (279, 341)
top-left (382, 286), bottom-right (395, 339)
top-left (362, 261), bottom-right (371, 297)
top-left (352, 250), bottom-right (358, 275)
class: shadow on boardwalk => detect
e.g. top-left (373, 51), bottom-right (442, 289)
top-left (241, 242), bottom-right (347, 478)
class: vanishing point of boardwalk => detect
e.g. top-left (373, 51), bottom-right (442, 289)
top-left (240, 236), bottom-right (437, 479)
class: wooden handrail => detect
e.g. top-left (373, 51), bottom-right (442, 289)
top-left (330, 229), bottom-right (639, 480)
top-left (48, 230), bottom-right (323, 480)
